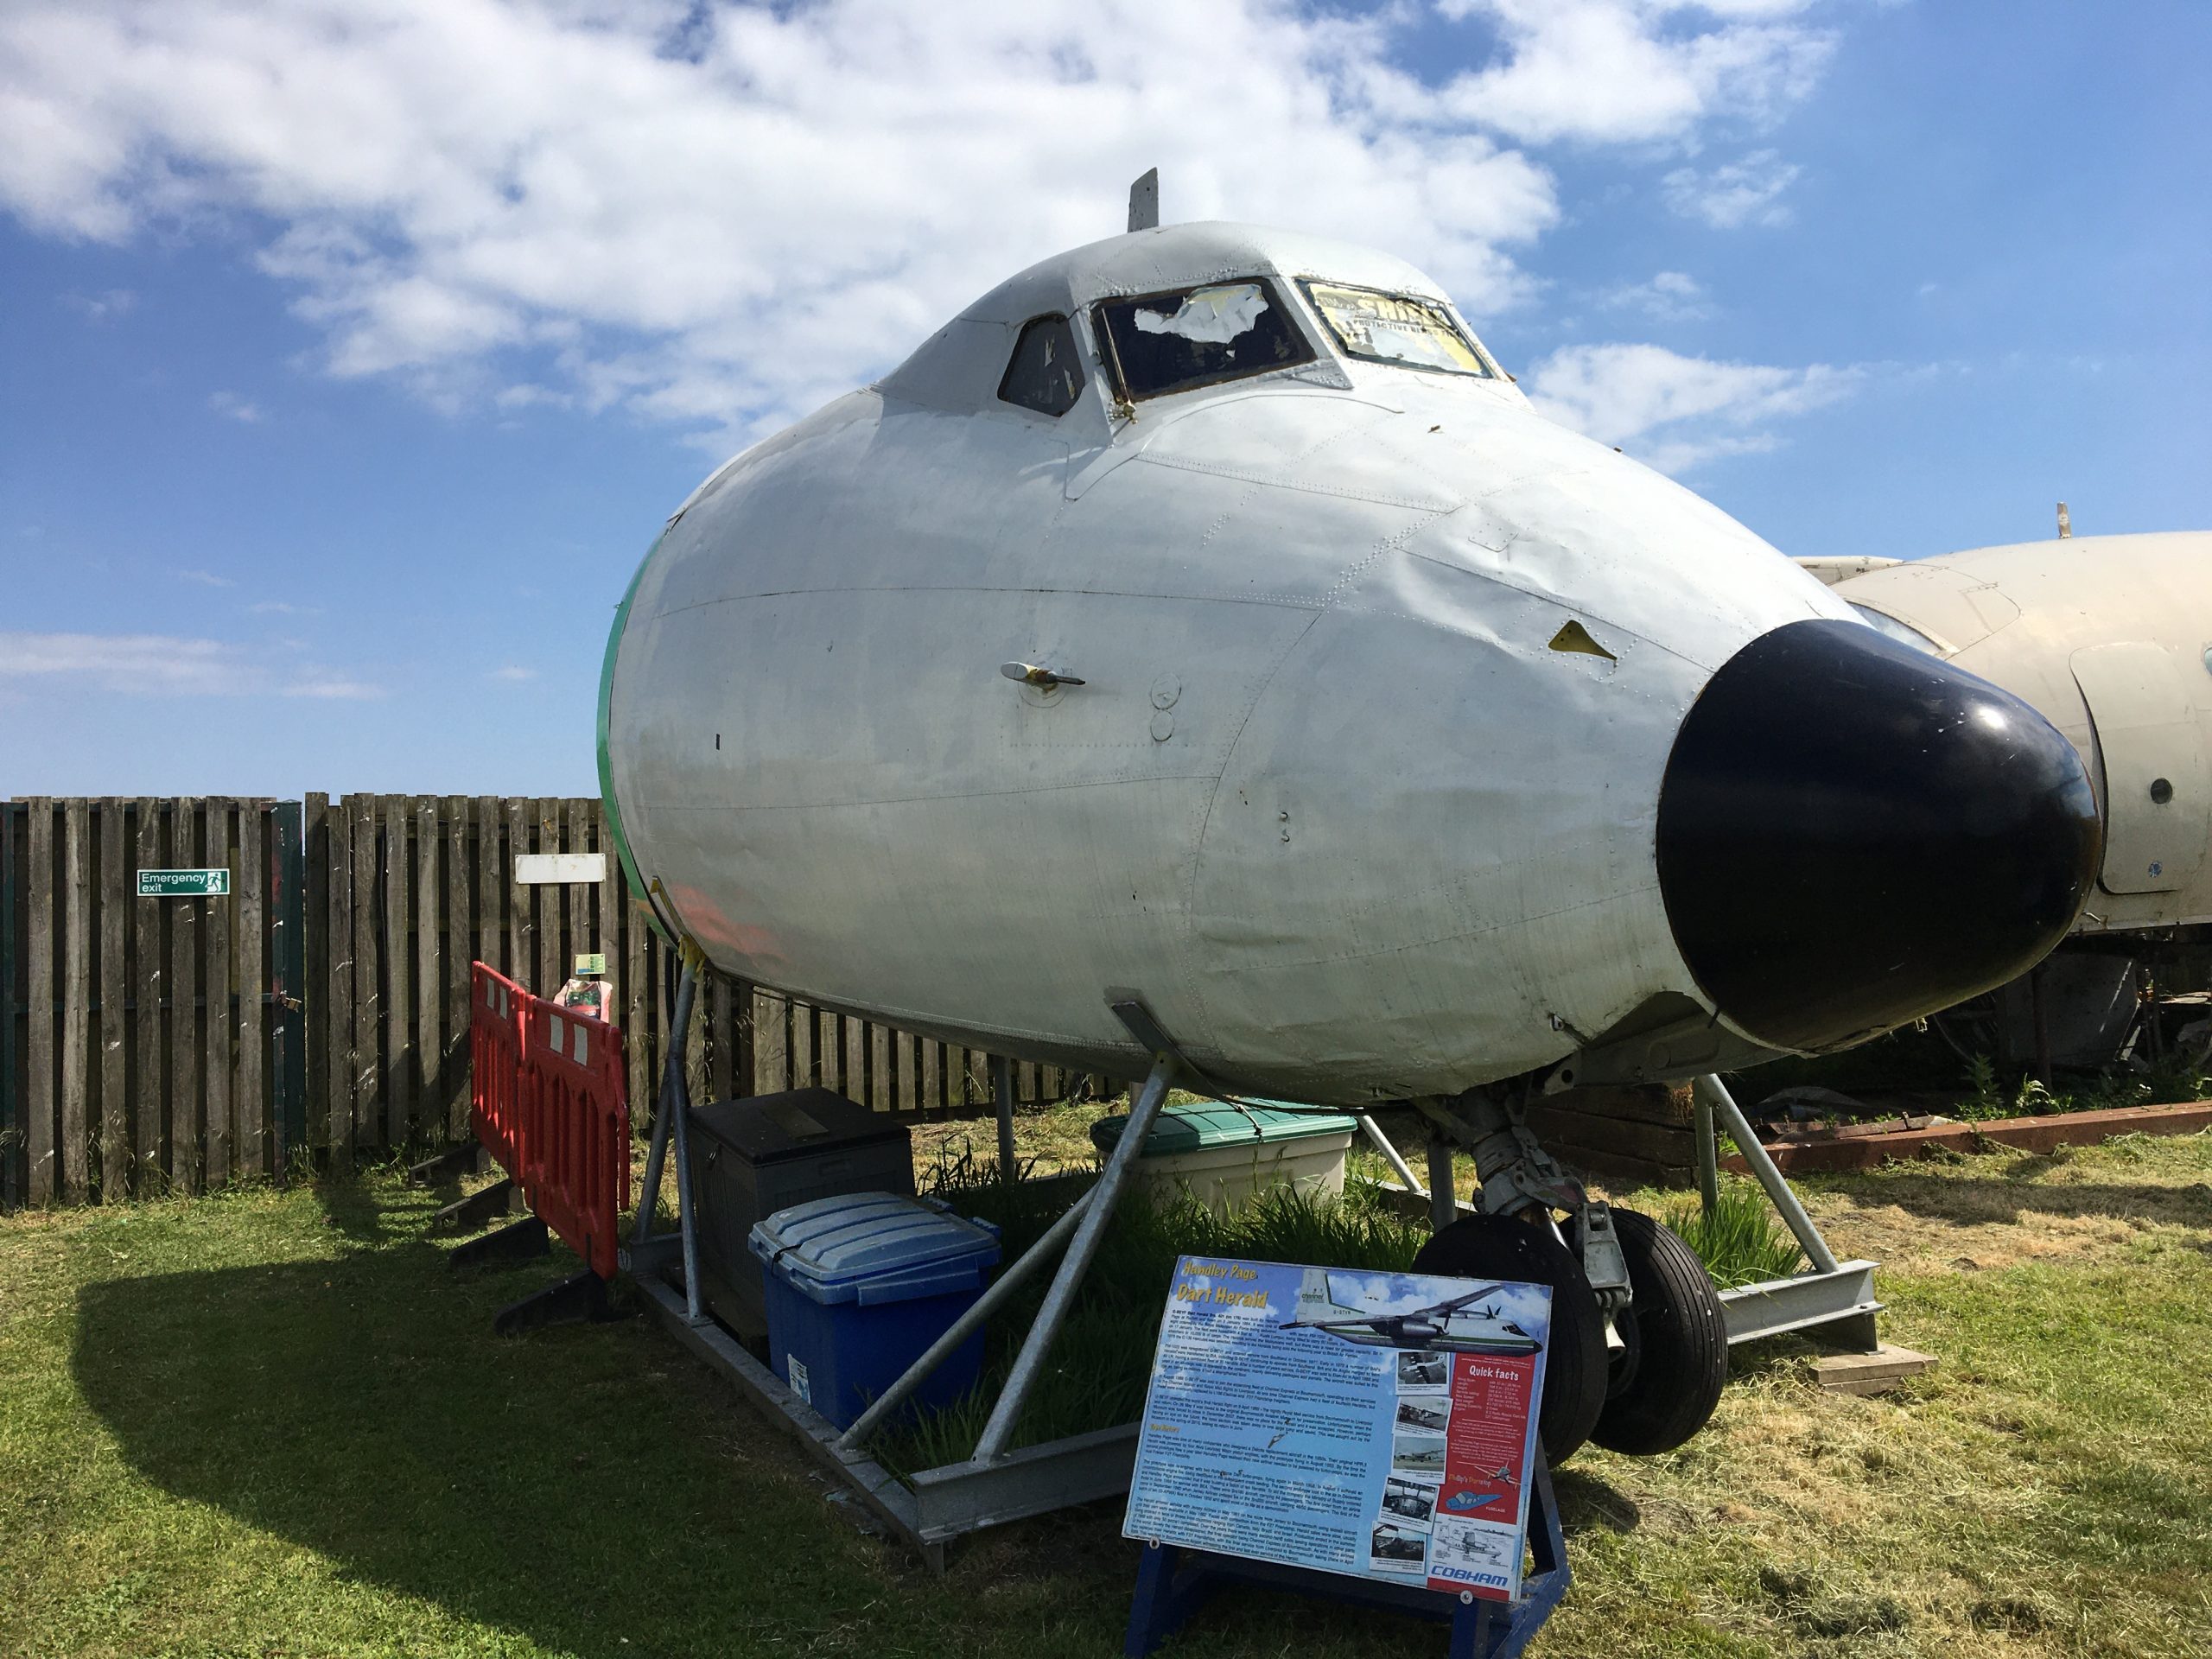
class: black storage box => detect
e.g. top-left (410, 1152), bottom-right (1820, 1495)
top-left (686, 1088), bottom-right (914, 1338)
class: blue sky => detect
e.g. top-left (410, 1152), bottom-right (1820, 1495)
top-left (3, 0), bottom-right (2207, 798)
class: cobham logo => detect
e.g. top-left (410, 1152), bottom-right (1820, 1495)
top-left (1430, 1564), bottom-right (1509, 1589)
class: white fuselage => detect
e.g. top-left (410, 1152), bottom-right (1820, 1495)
top-left (603, 225), bottom-right (1859, 1103)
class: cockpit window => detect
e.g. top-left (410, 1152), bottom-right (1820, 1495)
top-left (998, 314), bottom-right (1086, 416)
top-left (1300, 281), bottom-right (1493, 378)
top-left (1092, 278), bottom-right (1313, 401)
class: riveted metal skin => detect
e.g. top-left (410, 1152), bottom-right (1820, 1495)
top-left (1656, 618), bottom-right (2101, 1052)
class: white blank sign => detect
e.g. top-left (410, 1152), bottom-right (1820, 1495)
top-left (514, 853), bottom-right (607, 884)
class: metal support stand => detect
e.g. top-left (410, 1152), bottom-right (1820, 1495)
top-left (969, 1052), bottom-right (1177, 1464)
top-left (1123, 1451), bottom-right (1569, 1659)
top-left (1357, 1113), bottom-right (1427, 1198)
top-left (1691, 1074), bottom-right (1882, 1351)
top-left (1425, 1133), bottom-right (1459, 1235)
top-left (632, 952), bottom-right (708, 1323)
top-left (1693, 1076), bottom-right (1838, 1274)
top-left (1693, 1083), bottom-right (1721, 1217)
top-left (994, 1053), bottom-right (1018, 1185)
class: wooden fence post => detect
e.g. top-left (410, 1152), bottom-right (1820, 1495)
top-left (131, 798), bottom-right (162, 1189)
top-left (168, 799), bottom-right (200, 1193)
top-left (1, 803), bottom-right (19, 1210)
top-left (61, 800), bottom-right (91, 1200)
top-left (234, 802), bottom-right (265, 1181)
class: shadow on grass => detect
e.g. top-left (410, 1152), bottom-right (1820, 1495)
top-left (1820, 1169), bottom-right (2212, 1232)
top-left (68, 1224), bottom-right (930, 1657)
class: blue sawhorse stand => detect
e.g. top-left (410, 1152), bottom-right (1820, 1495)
top-left (1124, 1453), bottom-right (1569, 1659)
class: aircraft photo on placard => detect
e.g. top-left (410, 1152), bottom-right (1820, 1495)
top-left (1283, 1268), bottom-right (1542, 1356)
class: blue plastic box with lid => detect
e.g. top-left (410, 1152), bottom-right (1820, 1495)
top-left (747, 1191), bottom-right (1001, 1431)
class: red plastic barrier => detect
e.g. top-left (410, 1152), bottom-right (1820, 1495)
top-left (470, 962), bottom-right (631, 1280)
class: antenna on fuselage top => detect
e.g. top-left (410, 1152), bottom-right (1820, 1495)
top-left (1128, 168), bottom-right (1160, 232)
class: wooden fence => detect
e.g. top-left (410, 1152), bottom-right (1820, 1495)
top-left (3, 796), bottom-right (1094, 1209)
top-left (0, 799), bottom-right (307, 1207)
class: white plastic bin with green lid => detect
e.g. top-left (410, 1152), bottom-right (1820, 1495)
top-left (1088, 1102), bottom-right (1358, 1214)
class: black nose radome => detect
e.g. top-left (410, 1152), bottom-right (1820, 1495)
top-left (1656, 617), bottom-right (2101, 1052)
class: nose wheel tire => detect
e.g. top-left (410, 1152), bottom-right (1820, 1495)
top-left (1411, 1212), bottom-right (1609, 1467)
top-left (1588, 1209), bottom-right (1728, 1456)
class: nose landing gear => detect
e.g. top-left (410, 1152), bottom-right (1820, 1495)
top-left (1408, 1089), bottom-right (1729, 1464)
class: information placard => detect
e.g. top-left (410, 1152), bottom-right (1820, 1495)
top-left (1123, 1256), bottom-right (1551, 1602)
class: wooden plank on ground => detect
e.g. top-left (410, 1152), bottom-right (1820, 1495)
top-left (1726, 1100), bottom-right (2212, 1174)
top-left (202, 799), bottom-right (232, 1187)
top-left (235, 804), bottom-right (265, 1180)
top-left (60, 799), bottom-right (91, 1200)
top-left (168, 800), bottom-right (200, 1192)
top-left (349, 796), bottom-right (379, 1150)
top-left (99, 803), bottom-right (127, 1195)
top-left (132, 798), bottom-right (162, 1186)
top-left (416, 797), bottom-right (442, 1140)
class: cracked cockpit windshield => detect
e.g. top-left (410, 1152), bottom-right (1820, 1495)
top-left (1093, 278), bottom-right (1314, 401)
top-left (1300, 281), bottom-right (1493, 378)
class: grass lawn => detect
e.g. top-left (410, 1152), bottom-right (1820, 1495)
top-left (5, 1128), bottom-right (2212, 1657)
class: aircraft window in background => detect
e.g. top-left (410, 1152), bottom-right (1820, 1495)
top-left (1849, 603), bottom-right (1944, 656)
top-left (1092, 277), bottom-right (1314, 401)
top-left (998, 314), bottom-right (1087, 416)
top-left (1300, 280), bottom-right (1495, 378)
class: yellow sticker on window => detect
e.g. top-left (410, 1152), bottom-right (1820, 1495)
top-left (1303, 282), bottom-right (1492, 378)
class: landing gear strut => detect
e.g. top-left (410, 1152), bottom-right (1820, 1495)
top-left (1408, 1088), bottom-right (1727, 1462)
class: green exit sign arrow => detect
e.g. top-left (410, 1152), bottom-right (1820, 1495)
top-left (137, 868), bottom-right (231, 898)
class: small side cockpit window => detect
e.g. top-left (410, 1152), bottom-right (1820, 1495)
top-left (999, 315), bottom-right (1087, 416)
top-left (1093, 278), bottom-right (1313, 402)
top-left (1300, 280), bottom-right (1494, 378)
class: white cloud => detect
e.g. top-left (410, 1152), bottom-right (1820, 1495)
top-left (1598, 269), bottom-right (1713, 321)
top-left (248, 600), bottom-right (322, 615)
top-left (281, 672), bottom-right (386, 700)
top-left (178, 568), bottom-right (234, 587)
top-left (60, 286), bottom-right (135, 321)
top-left (1662, 148), bottom-right (1801, 227)
top-left (486, 664), bottom-right (536, 682)
top-left (0, 630), bottom-right (382, 698)
top-left (207, 389), bottom-right (262, 422)
top-left (0, 632), bottom-right (248, 694)
top-left (0, 1), bottom-right (1844, 446)
top-left (1427, 2), bottom-right (1834, 146)
top-left (1526, 340), bottom-right (1861, 472)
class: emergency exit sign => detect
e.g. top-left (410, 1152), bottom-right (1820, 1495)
top-left (137, 868), bottom-right (231, 898)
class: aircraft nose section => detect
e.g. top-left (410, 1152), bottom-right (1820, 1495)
top-left (1656, 617), bottom-right (2101, 1052)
